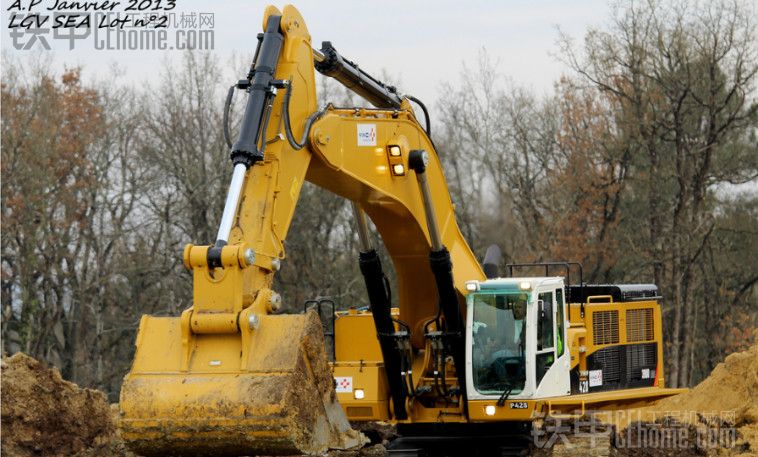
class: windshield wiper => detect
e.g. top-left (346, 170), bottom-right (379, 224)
top-left (496, 384), bottom-right (515, 406)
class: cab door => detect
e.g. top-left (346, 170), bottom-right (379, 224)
top-left (533, 287), bottom-right (571, 397)
top-left (535, 290), bottom-right (556, 385)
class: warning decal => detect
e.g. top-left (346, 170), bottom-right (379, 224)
top-left (335, 376), bottom-right (353, 393)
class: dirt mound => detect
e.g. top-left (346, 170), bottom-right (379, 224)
top-left (607, 341), bottom-right (758, 456)
top-left (653, 342), bottom-right (758, 420)
top-left (1, 353), bottom-right (130, 457)
top-left (647, 342), bottom-right (758, 455)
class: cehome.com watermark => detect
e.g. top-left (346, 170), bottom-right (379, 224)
top-left (94, 26), bottom-right (213, 50)
top-left (532, 409), bottom-right (738, 451)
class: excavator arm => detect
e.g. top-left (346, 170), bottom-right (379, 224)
top-left (120, 5), bottom-right (484, 456)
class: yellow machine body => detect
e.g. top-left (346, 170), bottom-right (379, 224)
top-left (333, 293), bottom-right (685, 424)
top-left (120, 4), bottom-right (685, 455)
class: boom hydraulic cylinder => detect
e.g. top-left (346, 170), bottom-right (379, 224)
top-left (352, 203), bottom-right (409, 420)
top-left (409, 150), bottom-right (468, 408)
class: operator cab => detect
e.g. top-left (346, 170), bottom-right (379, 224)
top-left (464, 277), bottom-right (571, 402)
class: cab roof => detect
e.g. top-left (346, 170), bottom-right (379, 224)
top-left (474, 276), bottom-right (564, 291)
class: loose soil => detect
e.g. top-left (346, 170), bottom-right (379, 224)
top-left (613, 341), bottom-right (758, 456)
top-left (1, 353), bottom-right (132, 457)
top-left (531, 341), bottom-right (757, 456)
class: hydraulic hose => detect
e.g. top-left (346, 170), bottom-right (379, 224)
top-left (282, 80), bottom-right (324, 150)
top-left (225, 79), bottom-right (323, 153)
top-left (406, 95), bottom-right (431, 137)
top-left (223, 85), bottom-right (235, 149)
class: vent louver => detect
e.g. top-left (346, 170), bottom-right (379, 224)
top-left (593, 310), bottom-right (619, 345)
top-left (626, 308), bottom-right (654, 342)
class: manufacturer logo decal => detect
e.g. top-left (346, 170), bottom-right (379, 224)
top-left (357, 123), bottom-right (376, 146)
top-left (334, 376), bottom-right (353, 393)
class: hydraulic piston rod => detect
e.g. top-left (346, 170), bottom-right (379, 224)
top-left (352, 202), bottom-right (373, 253)
top-left (408, 151), bottom-right (443, 251)
top-left (314, 42), bottom-right (403, 109)
top-left (216, 163), bottom-right (247, 244)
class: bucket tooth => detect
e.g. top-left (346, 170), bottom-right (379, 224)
top-left (119, 311), bottom-right (366, 456)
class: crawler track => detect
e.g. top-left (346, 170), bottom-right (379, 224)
top-left (387, 422), bottom-right (532, 457)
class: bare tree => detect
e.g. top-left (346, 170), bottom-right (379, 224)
top-left (558, 0), bottom-right (758, 386)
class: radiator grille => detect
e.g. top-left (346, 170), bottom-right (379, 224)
top-left (626, 308), bottom-right (654, 342)
top-left (583, 342), bottom-right (658, 392)
top-left (593, 310), bottom-right (619, 345)
top-left (627, 343), bottom-right (657, 374)
top-left (592, 346), bottom-right (621, 383)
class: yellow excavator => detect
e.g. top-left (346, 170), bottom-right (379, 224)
top-left (119, 5), bottom-right (686, 456)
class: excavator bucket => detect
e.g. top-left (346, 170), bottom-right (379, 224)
top-left (119, 311), bottom-right (366, 456)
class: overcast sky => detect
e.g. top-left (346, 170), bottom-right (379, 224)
top-left (3, 0), bottom-right (756, 199)
top-left (2, 0), bottom-right (612, 104)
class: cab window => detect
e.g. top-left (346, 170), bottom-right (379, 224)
top-left (536, 291), bottom-right (554, 385)
top-left (537, 292), bottom-right (554, 351)
top-left (471, 292), bottom-right (528, 395)
top-left (555, 288), bottom-right (565, 357)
